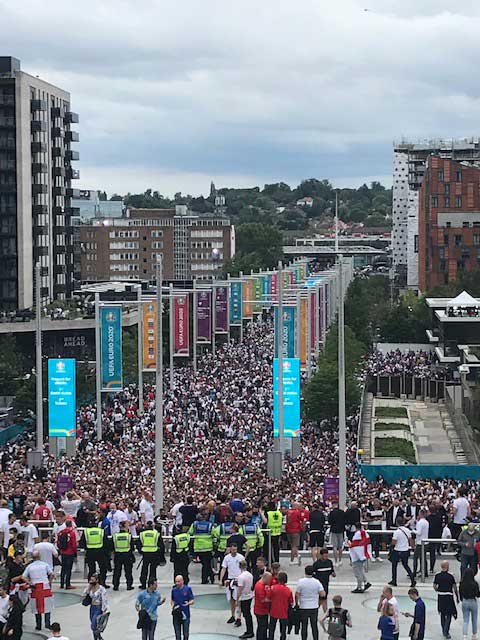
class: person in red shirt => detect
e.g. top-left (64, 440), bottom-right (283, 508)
top-left (33, 498), bottom-right (52, 522)
top-left (286, 503), bottom-right (303, 566)
top-left (58, 520), bottom-right (78, 590)
top-left (268, 571), bottom-right (293, 640)
top-left (254, 571), bottom-right (272, 640)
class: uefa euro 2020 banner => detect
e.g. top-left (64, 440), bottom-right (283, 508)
top-left (100, 306), bottom-right (123, 391)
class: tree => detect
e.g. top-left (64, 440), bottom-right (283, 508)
top-left (223, 252), bottom-right (264, 277)
top-left (234, 223), bottom-right (284, 268)
top-left (109, 193), bottom-right (123, 201)
top-left (122, 329), bottom-right (138, 384)
top-left (321, 323), bottom-right (366, 375)
top-left (0, 335), bottom-right (23, 395)
top-left (304, 360), bottom-right (361, 421)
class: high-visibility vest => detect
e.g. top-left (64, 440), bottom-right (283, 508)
top-left (241, 523), bottom-right (264, 550)
top-left (267, 510), bottom-right (283, 537)
top-left (140, 529), bottom-right (160, 553)
top-left (188, 521), bottom-right (213, 552)
top-left (113, 532), bottom-right (131, 553)
top-left (174, 533), bottom-right (190, 553)
top-left (214, 522), bottom-right (233, 553)
top-left (85, 527), bottom-right (104, 550)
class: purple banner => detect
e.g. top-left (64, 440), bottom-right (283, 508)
top-left (196, 290), bottom-right (212, 343)
top-left (323, 476), bottom-right (339, 503)
top-left (215, 286), bottom-right (228, 333)
top-left (56, 475), bottom-right (73, 498)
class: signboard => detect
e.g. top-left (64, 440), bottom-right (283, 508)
top-left (142, 300), bottom-right (157, 370)
top-left (174, 295), bottom-right (190, 356)
top-left (56, 475), bottom-right (73, 497)
top-left (243, 279), bottom-right (253, 319)
top-left (299, 296), bottom-right (307, 367)
top-left (253, 277), bottom-right (262, 314)
top-left (48, 358), bottom-right (76, 437)
top-left (274, 306), bottom-right (296, 358)
top-left (215, 286), bottom-right (229, 333)
top-left (310, 290), bottom-right (317, 351)
top-left (273, 357), bottom-right (301, 437)
top-left (270, 273), bottom-right (278, 302)
top-left (262, 275), bottom-right (270, 306)
top-left (100, 306), bottom-right (123, 390)
top-left (229, 281), bottom-right (243, 325)
top-left (323, 476), bottom-right (339, 503)
top-left (196, 290), bottom-right (211, 343)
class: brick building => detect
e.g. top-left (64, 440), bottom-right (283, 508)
top-left (80, 205), bottom-right (234, 282)
top-left (418, 157), bottom-right (480, 292)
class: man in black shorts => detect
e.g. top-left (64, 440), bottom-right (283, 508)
top-left (312, 547), bottom-right (335, 612)
top-left (308, 503), bottom-right (326, 561)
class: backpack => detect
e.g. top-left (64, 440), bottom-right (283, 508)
top-left (58, 530), bottom-right (69, 551)
top-left (327, 608), bottom-right (347, 638)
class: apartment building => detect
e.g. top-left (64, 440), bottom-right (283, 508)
top-left (418, 157), bottom-right (480, 292)
top-left (392, 138), bottom-right (480, 288)
top-left (0, 56), bottom-right (79, 310)
top-left (80, 205), bottom-right (234, 282)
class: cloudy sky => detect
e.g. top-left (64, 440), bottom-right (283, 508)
top-left (3, 0), bottom-right (480, 196)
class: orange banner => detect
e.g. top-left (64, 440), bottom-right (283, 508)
top-left (242, 278), bottom-right (254, 319)
top-left (142, 300), bottom-right (157, 370)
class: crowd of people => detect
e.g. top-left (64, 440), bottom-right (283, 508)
top-left (363, 349), bottom-right (444, 380)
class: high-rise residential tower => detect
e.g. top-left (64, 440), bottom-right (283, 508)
top-left (0, 56), bottom-right (79, 310)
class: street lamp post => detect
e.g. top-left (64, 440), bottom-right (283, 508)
top-left (277, 260), bottom-right (285, 459)
top-left (35, 262), bottom-right (43, 454)
top-left (155, 256), bottom-right (164, 512)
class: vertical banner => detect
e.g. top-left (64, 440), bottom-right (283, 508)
top-left (310, 290), bottom-right (317, 351)
top-left (288, 270), bottom-right (295, 287)
top-left (142, 300), bottom-right (157, 370)
top-left (262, 274), bottom-right (270, 307)
top-left (294, 264), bottom-right (301, 284)
top-left (318, 285), bottom-right (324, 344)
top-left (270, 273), bottom-right (278, 302)
top-left (48, 358), bottom-right (76, 437)
top-left (100, 306), bottom-right (123, 390)
top-left (282, 271), bottom-right (290, 291)
top-left (323, 477), bottom-right (339, 503)
top-left (229, 281), bottom-right (243, 325)
top-left (299, 296), bottom-right (307, 368)
top-left (243, 278), bottom-right (253, 319)
top-left (196, 290), bottom-right (212, 343)
top-left (274, 306), bottom-right (296, 358)
top-left (174, 295), bottom-right (190, 356)
top-left (325, 282), bottom-right (330, 326)
top-left (253, 277), bottom-right (262, 314)
top-left (273, 357), bottom-right (301, 437)
top-left (215, 286), bottom-right (229, 333)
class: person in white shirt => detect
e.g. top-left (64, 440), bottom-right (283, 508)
top-left (220, 544), bottom-right (245, 627)
top-left (377, 585), bottom-right (399, 640)
top-left (349, 523), bottom-right (372, 594)
top-left (61, 491), bottom-right (81, 518)
top-left (170, 500), bottom-right (184, 533)
top-left (390, 516), bottom-right (415, 587)
top-left (106, 502), bottom-right (128, 535)
top-left (412, 509), bottom-right (429, 578)
top-left (0, 584), bottom-right (9, 626)
top-left (236, 560), bottom-right (254, 638)
top-left (1, 513), bottom-right (20, 560)
top-left (46, 621), bottom-right (69, 639)
top-left (295, 565), bottom-right (325, 640)
top-left (125, 503), bottom-right (139, 537)
top-left (0, 500), bottom-right (12, 555)
top-left (139, 493), bottom-right (154, 525)
top-left (453, 489), bottom-right (471, 539)
top-left (19, 515), bottom-right (39, 556)
top-left (33, 531), bottom-right (59, 571)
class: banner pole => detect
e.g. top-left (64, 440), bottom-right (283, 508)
top-left (95, 292), bottom-right (102, 441)
top-left (169, 283), bottom-right (174, 392)
top-left (137, 286), bottom-right (144, 415)
top-left (278, 261), bottom-right (285, 460)
top-left (35, 262), bottom-right (43, 454)
top-left (155, 256), bottom-right (164, 511)
top-left (212, 284), bottom-right (216, 357)
top-left (193, 280), bottom-right (197, 373)
top-left (307, 291), bottom-right (312, 379)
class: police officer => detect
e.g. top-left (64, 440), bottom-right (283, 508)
top-left (241, 521), bottom-right (264, 572)
top-left (82, 523), bottom-right (108, 586)
top-left (213, 520), bottom-right (234, 561)
top-left (262, 502), bottom-right (282, 564)
top-left (170, 529), bottom-right (191, 584)
top-left (137, 521), bottom-right (163, 590)
top-left (188, 514), bottom-right (215, 584)
top-left (112, 521), bottom-right (135, 591)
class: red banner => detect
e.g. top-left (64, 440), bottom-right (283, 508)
top-left (174, 295), bottom-right (190, 356)
top-left (270, 273), bottom-right (278, 302)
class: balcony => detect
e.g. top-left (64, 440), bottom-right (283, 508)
top-left (33, 224), bottom-right (49, 235)
top-left (31, 121), bottom-right (47, 133)
top-left (53, 186), bottom-right (66, 197)
top-left (32, 184), bottom-right (48, 195)
top-left (32, 163), bottom-right (48, 174)
top-left (0, 95), bottom-right (14, 106)
top-left (31, 141), bottom-right (47, 154)
top-left (32, 204), bottom-right (48, 215)
top-left (53, 167), bottom-right (66, 177)
top-left (65, 150), bottom-right (79, 161)
top-left (52, 147), bottom-right (65, 158)
top-left (51, 126), bottom-right (64, 139)
top-left (31, 99), bottom-right (47, 111)
top-left (67, 168), bottom-right (80, 180)
top-left (51, 107), bottom-right (63, 118)
top-left (34, 247), bottom-right (48, 257)
top-left (65, 130), bottom-right (79, 142)
top-left (66, 188), bottom-right (80, 199)
top-left (64, 111), bottom-right (79, 124)
top-left (64, 206), bottom-right (80, 215)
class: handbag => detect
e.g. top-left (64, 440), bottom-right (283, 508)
top-left (137, 609), bottom-right (151, 630)
top-left (82, 594), bottom-right (92, 607)
top-left (172, 606), bottom-right (183, 622)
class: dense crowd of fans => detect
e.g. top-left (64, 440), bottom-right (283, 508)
top-left (363, 349), bottom-right (445, 380)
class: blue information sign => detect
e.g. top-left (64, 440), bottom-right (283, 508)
top-left (274, 306), bottom-right (296, 358)
top-left (48, 358), bottom-right (76, 437)
top-left (273, 357), bottom-right (301, 437)
top-left (100, 306), bottom-right (123, 391)
top-left (229, 281), bottom-right (243, 325)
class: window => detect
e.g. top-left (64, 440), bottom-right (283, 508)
top-left (444, 183), bottom-right (450, 195)
top-left (463, 221), bottom-right (469, 228)
top-left (431, 195), bottom-right (438, 207)
top-left (440, 260), bottom-right (446, 272)
top-left (444, 234), bottom-right (449, 245)
top-left (456, 170), bottom-right (462, 182)
top-left (474, 234), bottom-right (480, 245)
top-left (457, 259), bottom-right (465, 270)
top-left (438, 170), bottom-right (444, 181)
top-left (446, 222), bottom-right (451, 229)
top-left (414, 235), bottom-right (419, 253)
top-left (454, 234), bottom-right (462, 246)
top-left (456, 197), bottom-right (463, 208)
top-left (444, 196), bottom-right (450, 208)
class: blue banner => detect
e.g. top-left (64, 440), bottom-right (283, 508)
top-left (101, 306), bottom-right (123, 391)
top-left (48, 358), bottom-right (76, 437)
top-left (262, 275), bottom-right (270, 305)
top-left (273, 357), bottom-right (301, 437)
top-left (274, 306), bottom-right (296, 358)
top-left (229, 281), bottom-right (243, 325)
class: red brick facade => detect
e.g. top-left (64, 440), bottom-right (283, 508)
top-left (418, 157), bottom-right (480, 291)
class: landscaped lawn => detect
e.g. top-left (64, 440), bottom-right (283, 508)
top-left (375, 436), bottom-right (416, 463)
top-left (375, 406), bottom-right (408, 418)
top-left (374, 422), bottom-right (410, 431)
